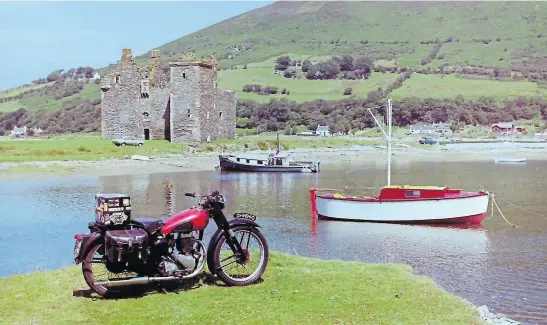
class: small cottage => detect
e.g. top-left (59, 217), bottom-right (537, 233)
top-left (316, 125), bottom-right (330, 136)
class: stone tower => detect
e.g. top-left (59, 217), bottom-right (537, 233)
top-left (100, 48), bottom-right (143, 139)
top-left (169, 51), bottom-right (236, 143)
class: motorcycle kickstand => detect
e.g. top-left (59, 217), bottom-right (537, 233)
top-left (155, 282), bottom-right (168, 295)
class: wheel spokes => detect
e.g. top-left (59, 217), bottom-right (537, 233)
top-left (217, 230), bottom-right (265, 282)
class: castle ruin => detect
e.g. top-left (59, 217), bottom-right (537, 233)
top-left (100, 49), bottom-right (236, 143)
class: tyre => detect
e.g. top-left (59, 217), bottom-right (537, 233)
top-left (211, 225), bottom-right (269, 286)
top-left (137, 143), bottom-right (142, 147)
top-left (82, 243), bottom-right (143, 298)
top-left (121, 143), bottom-right (126, 146)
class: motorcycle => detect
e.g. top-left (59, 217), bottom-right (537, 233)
top-left (73, 190), bottom-right (269, 297)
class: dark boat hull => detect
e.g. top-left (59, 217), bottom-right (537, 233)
top-left (218, 156), bottom-right (319, 173)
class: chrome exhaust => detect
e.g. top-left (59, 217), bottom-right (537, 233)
top-left (95, 276), bottom-right (178, 287)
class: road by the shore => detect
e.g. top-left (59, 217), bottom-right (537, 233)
top-left (1, 145), bottom-right (546, 180)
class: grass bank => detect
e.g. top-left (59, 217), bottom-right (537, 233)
top-left (0, 135), bottom-right (389, 163)
top-left (0, 252), bottom-right (484, 325)
top-left (0, 138), bottom-right (184, 162)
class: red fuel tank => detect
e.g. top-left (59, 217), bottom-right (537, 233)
top-left (161, 207), bottom-right (209, 235)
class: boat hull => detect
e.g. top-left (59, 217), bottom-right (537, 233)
top-left (314, 192), bottom-right (489, 225)
top-left (219, 155), bottom-right (319, 173)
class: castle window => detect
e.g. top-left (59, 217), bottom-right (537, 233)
top-left (183, 72), bottom-right (186, 79)
top-left (142, 112), bottom-right (150, 121)
top-left (140, 80), bottom-right (150, 98)
top-left (219, 111), bottom-right (223, 118)
top-left (206, 112), bottom-right (210, 120)
top-left (187, 109), bottom-right (191, 118)
top-left (115, 75), bottom-right (121, 83)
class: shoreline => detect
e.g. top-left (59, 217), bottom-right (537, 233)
top-left (0, 146), bottom-right (546, 180)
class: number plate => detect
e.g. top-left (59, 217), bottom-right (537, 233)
top-left (73, 239), bottom-right (82, 264)
top-left (233, 213), bottom-right (257, 221)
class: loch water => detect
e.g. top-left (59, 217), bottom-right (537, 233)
top-left (1, 160), bottom-right (546, 324)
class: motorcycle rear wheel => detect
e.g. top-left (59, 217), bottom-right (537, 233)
top-left (212, 225), bottom-right (269, 286)
top-left (82, 243), bottom-right (144, 298)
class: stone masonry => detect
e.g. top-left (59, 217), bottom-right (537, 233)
top-left (101, 49), bottom-right (236, 143)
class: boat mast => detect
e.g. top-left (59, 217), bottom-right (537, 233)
top-left (276, 132), bottom-right (280, 154)
top-left (367, 98), bottom-right (392, 186)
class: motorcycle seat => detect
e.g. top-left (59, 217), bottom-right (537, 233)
top-left (135, 219), bottom-right (164, 234)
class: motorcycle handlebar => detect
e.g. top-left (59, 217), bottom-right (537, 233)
top-left (185, 190), bottom-right (222, 201)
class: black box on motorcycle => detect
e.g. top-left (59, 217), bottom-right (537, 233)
top-left (95, 193), bottom-right (132, 226)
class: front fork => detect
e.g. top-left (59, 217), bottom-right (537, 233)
top-left (224, 228), bottom-right (247, 262)
top-left (212, 209), bottom-right (247, 262)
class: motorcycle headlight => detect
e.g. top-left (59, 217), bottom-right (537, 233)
top-left (217, 194), bottom-right (226, 204)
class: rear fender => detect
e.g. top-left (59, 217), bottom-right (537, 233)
top-left (75, 232), bottom-right (103, 264)
top-left (206, 216), bottom-right (261, 275)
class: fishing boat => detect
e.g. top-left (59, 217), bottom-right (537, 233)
top-left (309, 99), bottom-right (490, 225)
top-left (218, 133), bottom-right (320, 173)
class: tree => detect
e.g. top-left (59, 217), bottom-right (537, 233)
top-left (283, 68), bottom-right (296, 78)
top-left (302, 60), bottom-right (312, 72)
top-left (340, 55), bottom-right (354, 71)
top-left (46, 69), bottom-right (64, 82)
top-left (354, 57), bottom-right (373, 78)
top-left (274, 56), bottom-right (291, 71)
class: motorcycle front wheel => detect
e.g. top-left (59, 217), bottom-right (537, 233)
top-left (212, 225), bottom-right (269, 286)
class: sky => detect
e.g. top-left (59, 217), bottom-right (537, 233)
top-left (0, 1), bottom-right (272, 90)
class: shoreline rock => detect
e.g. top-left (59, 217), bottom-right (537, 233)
top-left (477, 305), bottom-right (521, 325)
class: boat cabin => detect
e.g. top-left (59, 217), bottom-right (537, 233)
top-left (231, 152), bottom-right (293, 166)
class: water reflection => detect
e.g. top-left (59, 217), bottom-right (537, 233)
top-left (0, 161), bottom-right (546, 323)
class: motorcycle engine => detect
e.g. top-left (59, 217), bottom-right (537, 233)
top-left (158, 232), bottom-right (200, 277)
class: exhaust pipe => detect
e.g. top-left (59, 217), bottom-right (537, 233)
top-left (94, 254), bottom-right (207, 288)
top-left (95, 276), bottom-right (177, 287)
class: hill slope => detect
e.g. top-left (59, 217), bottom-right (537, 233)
top-left (153, 1), bottom-right (547, 70)
top-left (1, 1), bottom-right (547, 135)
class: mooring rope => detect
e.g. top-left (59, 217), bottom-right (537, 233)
top-left (496, 197), bottom-right (544, 217)
top-left (481, 187), bottom-right (518, 228)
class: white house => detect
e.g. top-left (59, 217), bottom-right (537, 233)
top-left (10, 126), bottom-right (27, 137)
top-left (316, 125), bottom-right (330, 136)
top-left (91, 72), bottom-right (101, 80)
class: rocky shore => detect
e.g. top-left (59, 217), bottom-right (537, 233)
top-left (1, 145), bottom-right (547, 180)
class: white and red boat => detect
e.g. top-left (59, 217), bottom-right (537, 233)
top-left (309, 99), bottom-right (490, 225)
top-left (310, 185), bottom-right (489, 224)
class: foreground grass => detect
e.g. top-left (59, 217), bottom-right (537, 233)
top-left (0, 252), bottom-right (483, 325)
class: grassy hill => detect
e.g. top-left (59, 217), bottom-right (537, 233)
top-left (1, 1), bottom-right (547, 135)
top-left (151, 1), bottom-right (547, 70)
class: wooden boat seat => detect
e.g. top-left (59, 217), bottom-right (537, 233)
top-left (332, 193), bottom-right (374, 200)
top-left (383, 185), bottom-right (447, 190)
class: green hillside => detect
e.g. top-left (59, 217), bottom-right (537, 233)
top-left (1, 1), bottom-right (547, 135)
top-left (152, 1), bottom-right (547, 70)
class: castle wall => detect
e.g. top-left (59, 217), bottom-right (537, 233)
top-left (214, 89), bottom-right (237, 140)
top-left (169, 64), bottom-right (201, 143)
top-left (140, 88), bottom-right (170, 140)
top-left (101, 49), bottom-right (143, 140)
top-left (197, 65), bottom-right (217, 142)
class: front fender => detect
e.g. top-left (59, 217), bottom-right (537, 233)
top-left (76, 232), bottom-right (103, 264)
top-left (206, 216), bottom-right (261, 275)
